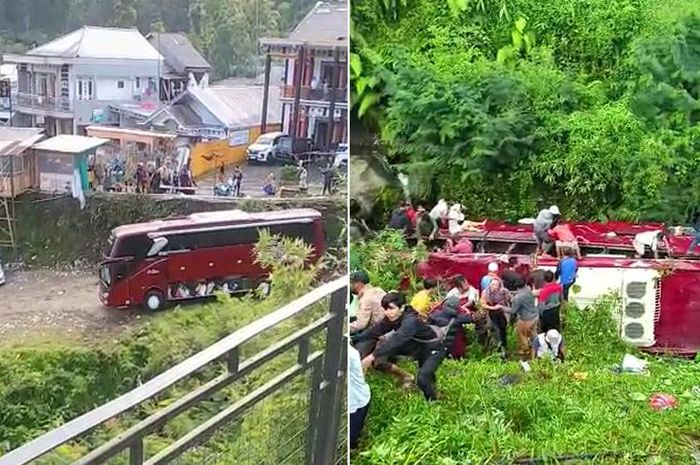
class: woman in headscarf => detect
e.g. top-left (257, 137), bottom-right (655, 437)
top-left (480, 277), bottom-right (511, 358)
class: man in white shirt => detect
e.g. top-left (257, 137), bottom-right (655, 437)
top-left (633, 230), bottom-right (667, 259)
top-left (349, 345), bottom-right (371, 449)
top-left (446, 275), bottom-right (479, 309)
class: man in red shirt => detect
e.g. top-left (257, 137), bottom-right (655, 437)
top-left (405, 202), bottom-right (417, 229)
top-left (536, 270), bottom-right (563, 332)
top-left (548, 223), bottom-right (581, 259)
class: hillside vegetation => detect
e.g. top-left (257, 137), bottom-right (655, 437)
top-left (351, 0), bottom-right (700, 223)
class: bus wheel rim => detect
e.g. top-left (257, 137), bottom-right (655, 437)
top-left (147, 295), bottom-right (161, 309)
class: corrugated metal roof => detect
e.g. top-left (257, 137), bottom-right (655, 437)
top-left (147, 33), bottom-right (210, 74)
top-left (189, 85), bottom-right (282, 130)
top-left (28, 26), bottom-right (163, 61)
top-left (289, 1), bottom-right (347, 44)
top-left (0, 127), bottom-right (44, 156)
top-left (33, 135), bottom-right (110, 154)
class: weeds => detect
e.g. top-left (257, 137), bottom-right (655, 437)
top-left (354, 296), bottom-right (700, 464)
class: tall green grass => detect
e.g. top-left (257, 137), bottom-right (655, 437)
top-left (354, 294), bottom-right (700, 465)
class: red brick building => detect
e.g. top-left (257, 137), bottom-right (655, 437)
top-left (260, 1), bottom-right (348, 150)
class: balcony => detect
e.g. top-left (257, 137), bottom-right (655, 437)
top-left (280, 85), bottom-right (348, 104)
top-left (13, 93), bottom-right (72, 116)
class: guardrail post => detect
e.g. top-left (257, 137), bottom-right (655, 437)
top-left (309, 288), bottom-right (346, 465)
top-left (129, 439), bottom-right (144, 465)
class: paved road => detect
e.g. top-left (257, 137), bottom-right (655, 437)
top-left (0, 269), bottom-right (136, 343)
top-left (195, 162), bottom-right (338, 197)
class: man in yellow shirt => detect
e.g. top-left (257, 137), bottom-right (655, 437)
top-left (410, 278), bottom-right (438, 317)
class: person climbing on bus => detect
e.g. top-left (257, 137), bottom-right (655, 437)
top-left (688, 209), bottom-right (700, 256)
top-left (447, 236), bottom-right (474, 254)
top-left (548, 222), bottom-right (581, 259)
top-left (429, 199), bottom-right (449, 230)
top-left (480, 277), bottom-right (511, 359)
top-left (358, 292), bottom-right (450, 401)
top-left (633, 229), bottom-right (667, 259)
top-left (537, 270), bottom-right (563, 332)
top-left (555, 247), bottom-right (578, 301)
top-left (416, 205), bottom-right (438, 243)
top-left (388, 201), bottom-right (410, 234)
top-left (481, 262), bottom-right (500, 290)
top-left (411, 278), bottom-right (438, 317)
top-left (533, 205), bottom-right (561, 256)
top-left (532, 329), bottom-right (566, 362)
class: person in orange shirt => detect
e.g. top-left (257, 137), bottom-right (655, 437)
top-left (548, 223), bottom-right (581, 259)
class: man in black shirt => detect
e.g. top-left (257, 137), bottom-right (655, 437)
top-left (355, 292), bottom-right (449, 401)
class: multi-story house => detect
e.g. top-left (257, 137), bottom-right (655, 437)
top-left (147, 32), bottom-right (211, 102)
top-left (3, 26), bottom-right (163, 136)
top-left (260, 0), bottom-right (348, 150)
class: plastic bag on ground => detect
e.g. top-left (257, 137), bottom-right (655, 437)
top-left (649, 393), bottom-right (678, 411)
top-left (621, 354), bottom-right (648, 373)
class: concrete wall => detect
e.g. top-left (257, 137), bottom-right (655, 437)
top-left (6, 192), bottom-right (344, 267)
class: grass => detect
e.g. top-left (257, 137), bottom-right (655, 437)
top-left (353, 294), bottom-right (700, 465)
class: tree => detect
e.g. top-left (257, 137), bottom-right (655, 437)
top-left (114, 0), bottom-right (137, 28)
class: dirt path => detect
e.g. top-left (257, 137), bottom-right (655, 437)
top-left (0, 268), bottom-right (136, 343)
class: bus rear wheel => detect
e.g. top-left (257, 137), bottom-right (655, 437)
top-left (143, 289), bottom-right (165, 312)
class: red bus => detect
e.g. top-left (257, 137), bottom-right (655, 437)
top-left (99, 208), bottom-right (326, 311)
top-left (417, 220), bottom-right (700, 355)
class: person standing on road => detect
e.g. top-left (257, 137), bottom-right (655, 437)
top-left (349, 345), bottom-right (371, 449)
top-left (231, 165), bottom-right (243, 196)
top-left (297, 160), bottom-right (308, 190)
top-left (322, 162), bottom-right (334, 195)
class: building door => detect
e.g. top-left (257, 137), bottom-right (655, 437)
top-left (314, 119), bottom-right (329, 150)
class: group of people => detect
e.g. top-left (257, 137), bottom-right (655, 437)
top-left (88, 157), bottom-right (197, 194)
top-left (348, 249), bottom-right (577, 448)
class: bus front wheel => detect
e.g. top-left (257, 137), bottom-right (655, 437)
top-left (143, 289), bottom-right (165, 312)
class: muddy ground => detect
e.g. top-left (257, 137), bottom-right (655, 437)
top-left (0, 268), bottom-right (137, 344)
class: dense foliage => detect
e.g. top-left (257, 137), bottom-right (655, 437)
top-left (0, 232), bottom-right (334, 462)
top-left (351, 234), bottom-right (700, 464)
top-left (0, 0), bottom-right (314, 78)
top-left (351, 0), bottom-right (700, 223)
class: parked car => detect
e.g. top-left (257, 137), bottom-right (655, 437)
top-left (333, 143), bottom-right (348, 171)
top-left (245, 132), bottom-right (297, 164)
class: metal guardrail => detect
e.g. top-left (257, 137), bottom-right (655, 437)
top-left (0, 277), bottom-right (348, 465)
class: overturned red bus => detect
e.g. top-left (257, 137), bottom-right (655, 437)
top-left (99, 208), bottom-right (326, 311)
top-left (416, 220), bottom-right (700, 355)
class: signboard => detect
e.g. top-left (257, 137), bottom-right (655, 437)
top-left (228, 129), bottom-right (249, 147)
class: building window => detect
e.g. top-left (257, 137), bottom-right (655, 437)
top-left (77, 78), bottom-right (94, 101)
top-left (135, 77), bottom-right (141, 89)
top-left (117, 81), bottom-right (125, 89)
top-left (0, 155), bottom-right (23, 175)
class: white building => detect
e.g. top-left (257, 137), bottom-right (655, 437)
top-left (3, 26), bottom-right (164, 136)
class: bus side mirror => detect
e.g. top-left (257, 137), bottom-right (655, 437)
top-left (147, 237), bottom-right (169, 257)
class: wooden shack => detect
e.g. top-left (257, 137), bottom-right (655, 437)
top-left (32, 135), bottom-right (109, 194)
top-left (0, 127), bottom-right (45, 198)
